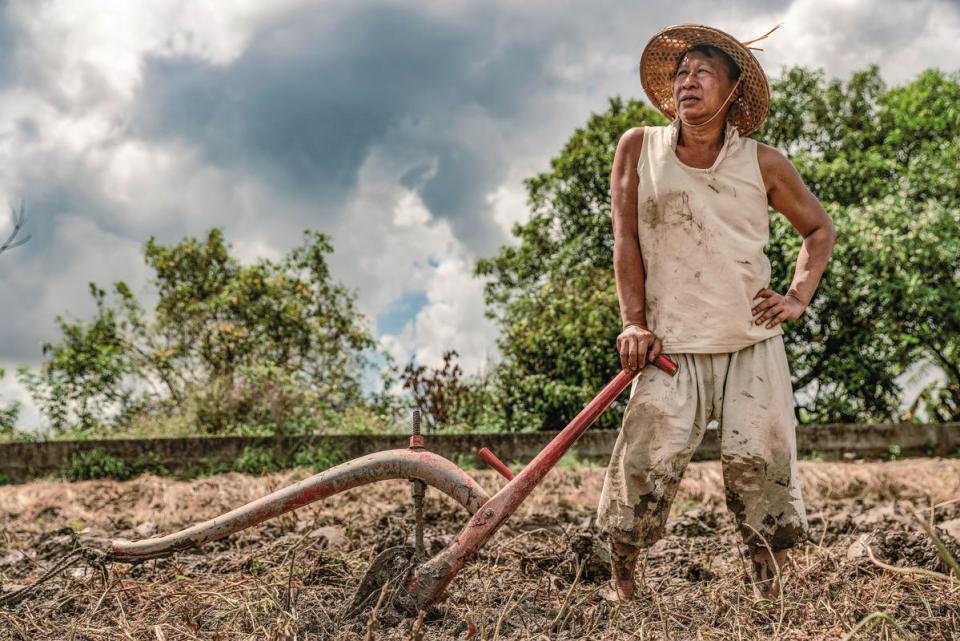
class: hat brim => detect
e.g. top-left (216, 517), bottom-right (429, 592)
top-left (639, 24), bottom-right (770, 136)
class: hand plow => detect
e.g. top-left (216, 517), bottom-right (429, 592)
top-left (106, 356), bottom-right (679, 615)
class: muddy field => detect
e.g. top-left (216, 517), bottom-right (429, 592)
top-left (1, 458), bottom-right (959, 640)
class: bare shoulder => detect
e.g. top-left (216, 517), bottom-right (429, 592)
top-left (755, 141), bottom-right (801, 192)
top-left (756, 141), bottom-right (792, 175)
top-left (612, 127), bottom-right (645, 180)
top-left (616, 126), bottom-right (645, 157)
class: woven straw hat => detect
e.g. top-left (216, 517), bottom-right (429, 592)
top-left (639, 24), bottom-right (779, 136)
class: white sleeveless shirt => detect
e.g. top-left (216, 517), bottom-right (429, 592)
top-left (634, 119), bottom-right (783, 353)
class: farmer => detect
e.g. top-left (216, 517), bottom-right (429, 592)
top-left (595, 24), bottom-right (836, 601)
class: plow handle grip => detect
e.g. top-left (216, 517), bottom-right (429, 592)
top-left (653, 353), bottom-right (679, 376)
top-left (478, 447), bottom-right (515, 480)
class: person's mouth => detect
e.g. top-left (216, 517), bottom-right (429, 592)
top-left (679, 96), bottom-right (700, 105)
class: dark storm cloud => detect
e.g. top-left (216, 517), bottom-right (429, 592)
top-left (129, 3), bottom-right (569, 255)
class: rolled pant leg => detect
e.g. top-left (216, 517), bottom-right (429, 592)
top-left (596, 353), bottom-right (711, 547)
top-left (719, 334), bottom-right (810, 551)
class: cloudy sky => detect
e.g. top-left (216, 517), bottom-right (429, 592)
top-left (1, 0), bottom-right (958, 427)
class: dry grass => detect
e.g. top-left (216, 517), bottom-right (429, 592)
top-left (0, 458), bottom-right (958, 640)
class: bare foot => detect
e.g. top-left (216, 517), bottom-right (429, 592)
top-left (750, 547), bottom-right (789, 599)
top-left (599, 578), bottom-right (635, 602)
top-left (602, 538), bottom-right (641, 602)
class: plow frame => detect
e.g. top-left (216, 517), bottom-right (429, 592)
top-left (108, 356), bottom-right (678, 610)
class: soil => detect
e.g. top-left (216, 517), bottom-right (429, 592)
top-left (0, 458), bottom-right (959, 640)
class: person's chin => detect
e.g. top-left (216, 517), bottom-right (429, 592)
top-left (678, 106), bottom-right (707, 121)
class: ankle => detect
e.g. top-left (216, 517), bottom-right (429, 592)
top-left (609, 539), bottom-right (641, 583)
top-left (750, 547), bottom-right (788, 597)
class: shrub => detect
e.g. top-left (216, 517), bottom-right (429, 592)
top-left (291, 444), bottom-right (344, 472)
top-left (62, 448), bottom-right (133, 481)
top-left (233, 446), bottom-right (279, 475)
top-left (132, 452), bottom-right (169, 476)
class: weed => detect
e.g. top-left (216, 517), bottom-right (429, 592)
top-left (61, 448), bottom-right (133, 481)
top-left (233, 446), bottom-right (279, 475)
top-left (133, 452), bottom-right (168, 476)
top-left (244, 557), bottom-right (268, 576)
top-left (291, 443), bottom-right (344, 472)
top-left (557, 449), bottom-right (598, 469)
top-left (198, 459), bottom-right (232, 477)
top-left (454, 452), bottom-right (480, 471)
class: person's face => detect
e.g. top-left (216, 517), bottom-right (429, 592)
top-left (672, 50), bottom-right (736, 124)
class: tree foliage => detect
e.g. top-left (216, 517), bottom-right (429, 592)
top-left (476, 67), bottom-right (959, 428)
top-left (21, 228), bottom-right (386, 435)
top-left (757, 66), bottom-right (960, 421)
top-left (0, 368), bottom-right (20, 436)
top-left (475, 98), bottom-right (667, 431)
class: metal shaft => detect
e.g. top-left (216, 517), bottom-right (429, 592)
top-left (411, 409), bottom-right (427, 559)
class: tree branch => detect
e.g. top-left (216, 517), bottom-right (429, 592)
top-left (0, 201), bottom-right (31, 256)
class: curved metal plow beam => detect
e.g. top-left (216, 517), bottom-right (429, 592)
top-left (109, 449), bottom-right (490, 561)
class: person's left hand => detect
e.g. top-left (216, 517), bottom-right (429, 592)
top-left (751, 288), bottom-right (805, 329)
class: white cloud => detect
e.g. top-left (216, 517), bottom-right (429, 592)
top-left (393, 190), bottom-right (433, 227)
top-left (323, 145), bottom-right (499, 380)
top-left (6, 0), bottom-right (310, 100)
top-left (487, 183), bottom-right (529, 238)
top-left (740, 0), bottom-right (960, 84)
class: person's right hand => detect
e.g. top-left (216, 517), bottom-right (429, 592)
top-left (616, 324), bottom-right (663, 371)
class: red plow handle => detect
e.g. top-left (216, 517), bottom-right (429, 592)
top-left (477, 356), bottom-right (677, 480)
top-left (410, 355), bottom-right (680, 607)
top-left (478, 447), bottom-right (514, 480)
top-left (651, 353), bottom-right (679, 376)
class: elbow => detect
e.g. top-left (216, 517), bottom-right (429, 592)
top-left (824, 220), bottom-right (837, 249)
top-left (808, 219), bottom-right (837, 251)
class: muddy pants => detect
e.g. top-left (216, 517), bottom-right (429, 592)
top-left (595, 334), bottom-right (810, 551)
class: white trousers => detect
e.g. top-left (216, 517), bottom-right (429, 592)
top-left (596, 334), bottom-right (810, 551)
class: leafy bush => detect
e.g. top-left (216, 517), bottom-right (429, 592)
top-left (291, 443), bottom-right (344, 472)
top-left (233, 446), bottom-right (279, 475)
top-left (62, 448), bottom-right (133, 481)
top-left (20, 228), bottom-right (385, 436)
top-left (0, 368), bottom-right (19, 437)
top-left (59, 448), bottom-right (170, 481)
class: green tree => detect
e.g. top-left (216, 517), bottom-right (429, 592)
top-left (0, 368), bottom-right (21, 436)
top-left (757, 66), bottom-right (960, 421)
top-left (22, 228), bottom-right (386, 435)
top-left (476, 67), bottom-right (960, 428)
top-left (19, 286), bottom-right (136, 433)
top-left (475, 97), bottom-right (667, 431)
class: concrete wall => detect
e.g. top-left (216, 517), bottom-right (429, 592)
top-left (0, 422), bottom-right (958, 483)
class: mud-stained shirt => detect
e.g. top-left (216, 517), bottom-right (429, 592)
top-left (633, 119), bottom-right (784, 353)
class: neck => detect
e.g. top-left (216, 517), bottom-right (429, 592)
top-left (677, 120), bottom-right (726, 150)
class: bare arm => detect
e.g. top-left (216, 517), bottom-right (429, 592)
top-left (753, 143), bottom-right (837, 328)
top-left (611, 127), bottom-right (662, 368)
